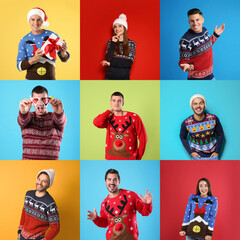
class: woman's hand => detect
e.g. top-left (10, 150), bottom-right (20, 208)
top-left (112, 35), bottom-right (120, 42)
top-left (179, 231), bottom-right (186, 236)
top-left (101, 60), bottom-right (110, 67)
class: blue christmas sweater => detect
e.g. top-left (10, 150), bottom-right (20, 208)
top-left (181, 194), bottom-right (218, 239)
top-left (17, 30), bottom-right (70, 80)
top-left (18, 190), bottom-right (60, 240)
top-left (105, 39), bottom-right (136, 80)
top-left (180, 113), bottom-right (224, 158)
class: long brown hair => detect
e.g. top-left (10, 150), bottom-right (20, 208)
top-left (196, 177), bottom-right (213, 196)
top-left (114, 26), bottom-right (129, 56)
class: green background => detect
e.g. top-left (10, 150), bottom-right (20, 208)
top-left (80, 81), bottom-right (160, 160)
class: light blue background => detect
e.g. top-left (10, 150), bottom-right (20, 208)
top-left (160, 0), bottom-right (239, 80)
top-left (80, 160), bottom-right (160, 240)
top-left (160, 80), bottom-right (240, 160)
top-left (0, 80), bottom-right (80, 160)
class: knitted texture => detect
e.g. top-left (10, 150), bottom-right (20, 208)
top-left (18, 190), bottom-right (60, 240)
top-left (17, 111), bottom-right (67, 160)
top-left (105, 39), bottom-right (136, 80)
top-left (93, 110), bottom-right (147, 160)
top-left (181, 194), bottom-right (218, 239)
top-left (179, 27), bottom-right (219, 80)
top-left (93, 189), bottom-right (152, 240)
top-left (180, 113), bottom-right (224, 157)
top-left (17, 30), bottom-right (70, 80)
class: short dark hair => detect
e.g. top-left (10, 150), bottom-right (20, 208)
top-left (32, 86), bottom-right (48, 97)
top-left (188, 8), bottom-right (202, 17)
top-left (196, 177), bottom-right (213, 196)
top-left (105, 169), bottom-right (120, 181)
top-left (111, 92), bottom-right (124, 100)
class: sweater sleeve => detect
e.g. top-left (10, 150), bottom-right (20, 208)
top-left (133, 192), bottom-right (152, 216)
top-left (214, 116), bottom-right (224, 154)
top-left (206, 197), bottom-right (218, 236)
top-left (134, 114), bottom-right (147, 160)
top-left (210, 32), bottom-right (220, 45)
top-left (17, 111), bottom-right (33, 128)
top-left (178, 38), bottom-right (193, 70)
top-left (43, 203), bottom-right (60, 240)
top-left (105, 40), bottom-right (116, 62)
top-left (53, 111), bottom-right (67, 131)
top-left (18, 208), bottom-right (25, 234)
top-left (93, 203), bottom-right (109, 228)
top-left (181, 195), bottom-right (192, 232)
top-left (93, 110), bottom-right (112, 128)
top-left (180, 121), bottom-right (193, 155)
top-left (17, 38), bottom-right (30, 71)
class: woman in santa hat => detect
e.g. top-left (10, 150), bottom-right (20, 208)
top-left (101, 13), bottom-right (136, 80)
top-left (179, 178), bottom-right (218, 240)
top-left (17, 7), bottom-right (70, 80)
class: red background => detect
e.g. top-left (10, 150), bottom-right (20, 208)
top-left (80, 0), bottom-right (160, 80)
top-left (161, 161), bottom-right (240, 240)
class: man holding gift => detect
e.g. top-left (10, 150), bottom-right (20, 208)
top-left (18, 169), bottom-right (60, 240)
top-left (93, 91), bottom-right (147, 160)
top-left (17, 85), bottom-right (67, 160)
top-left (17, 7), bottom-right (70, 80)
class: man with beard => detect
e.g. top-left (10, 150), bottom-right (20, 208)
top-left (180, 94), bottom-right (224, 160)
top-left (87, 169), bottom-right (153, 240)
top-left (17, 85), bottom-right (67, 160)
top-left (18, 169), bottom-right (60, 240)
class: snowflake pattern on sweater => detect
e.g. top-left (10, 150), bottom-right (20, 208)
top-left (93, 110), bottom-right (147, 160)
top-left (18, 190), bottom-right (60, 240)
top-left (93, 189), bottom-right (152, 240)
top-left (180, 113), bottom-right (224, 157)
top-left (17, 30), bottom-right (70, 80)
top-left (17, 111), bottom-right (67, 160)
top-left (179, 27), bottom-right (219, 79)
top-left (181, 194), bottom-right (218, 239)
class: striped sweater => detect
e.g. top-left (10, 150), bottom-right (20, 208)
top-left (17, 111), bottom-right (66, 160)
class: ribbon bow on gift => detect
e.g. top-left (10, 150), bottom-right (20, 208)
top-left (44, 37), bottom-right (62, 60)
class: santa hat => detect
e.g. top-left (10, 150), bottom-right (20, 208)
top-left (113, 14), bottom-right (128, 30)
top-left (37, 169), bottom-right (55, 187)
top-left (190, 94), bottom-right (207, 110)
top-left (27, 7), bottom-right (49, 27)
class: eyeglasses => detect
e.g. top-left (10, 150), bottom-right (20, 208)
top-left (30, 96), bottom-right (53, 105)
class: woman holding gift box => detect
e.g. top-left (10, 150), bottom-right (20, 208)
top-left (17, 7), bottom-right (70, 80)
top-left (179, 178), bottom-right (218, 240)
top-left (101, 14), bottom-right (136, 80)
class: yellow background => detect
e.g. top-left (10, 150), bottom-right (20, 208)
top-left (2, 0), bottom-right (79, 80)
top-left (0, 161), bottom-right (80, 239)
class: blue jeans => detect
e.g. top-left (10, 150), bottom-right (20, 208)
top-left (192, 155), bottom-right (219, 160)
top-left (186, 236), bottom-right (204, 240)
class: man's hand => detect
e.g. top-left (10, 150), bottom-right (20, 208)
top-left (29, 49), bottom-right (44, 65)
top-left (191, 152), bottom-right (201, 158)
top-left (61, 40), bottom-right (68, 58)
top-left (18, 233), bottom-right (20, 240)
top-left (19, 98), bottom-right (32, 114)
top-left (180, 63), bottom-right (194, 72)
top-left (87, 208), bottom-right (98, 221)
top-left (179, 231), bottom-right (186, 236)
top-left (210, 152), bottom-right (218, 158)
top-left (214, 24), bottom-right (225, 36)
top-left (101, 60), bottom-right (110, 67)
top-left (139, 189), bottom-right (153, 204)
top-left (50, 98), bottom-right (63, 114)
top-left (205, 235), bottom-right (212, 240)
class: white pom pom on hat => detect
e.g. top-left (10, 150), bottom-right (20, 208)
top-left (113, 13), bottom-right (128, 30)
top-left (190, 94), bottom-right (207, 110)
top-left (37, 169), bottom-right (55, 187)
top-left (27, 7), bottom-right (49, 27)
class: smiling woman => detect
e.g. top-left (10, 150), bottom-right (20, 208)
top-left (17, 7), bottom-right (70, 80)
top-left (101, 14), bottom-right (136, 80)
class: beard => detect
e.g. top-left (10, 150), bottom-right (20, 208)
top-left (107, 184), bottom-right (119, 193)
top-left (36, 184), bottom-right (48, 192)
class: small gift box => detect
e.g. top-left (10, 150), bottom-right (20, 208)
top-left (41, 33), bottom-right (64, 60)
